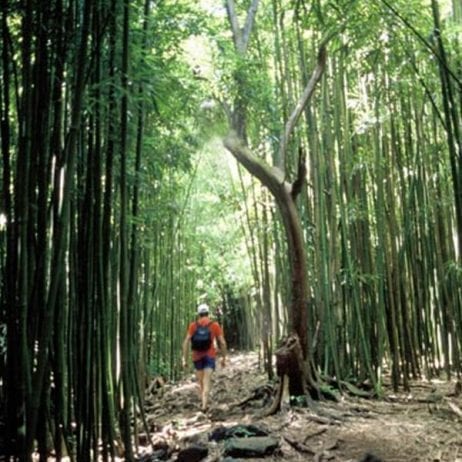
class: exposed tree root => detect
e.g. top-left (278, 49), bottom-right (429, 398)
top-left (264, 333), bottom-right (322, 415)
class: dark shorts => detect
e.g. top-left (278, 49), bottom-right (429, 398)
top-left (193, 355), bottom-right (216, 371)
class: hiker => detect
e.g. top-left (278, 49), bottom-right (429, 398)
top-left (182, 303), bottom-right (227, 412)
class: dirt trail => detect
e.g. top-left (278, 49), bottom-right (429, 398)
top-left (142, 352), bottom-right (462, 462)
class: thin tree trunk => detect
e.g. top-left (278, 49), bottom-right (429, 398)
top-left (119, 0), bottom-right (135, 459)
top-left (27, 0), bottom-right (91, 452)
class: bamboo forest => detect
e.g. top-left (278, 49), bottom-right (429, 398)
top-left (1, 0), bottom-right (462, 460)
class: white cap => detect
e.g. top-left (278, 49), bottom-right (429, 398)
top-left (197, 303), bottom-right (209, 315)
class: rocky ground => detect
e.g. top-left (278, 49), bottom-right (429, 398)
top-left (140, 352), bottom-right (462, 462)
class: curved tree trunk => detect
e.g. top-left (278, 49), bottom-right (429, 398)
top-left (224, 0), bottom-right (327, 406)
top-left (224, 133), bottom-right (320, 400)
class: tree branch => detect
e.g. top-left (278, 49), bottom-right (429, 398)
top-left (278, 45), bottom-right (327, 172)
top-left (224, 130), bottom-right (288, 197)
top-left (291, 146), bottom-right (306, 200)
top-left (242, 0), bottom-right (260, 53)
top-left (226, 0), bottom-right (260, 54)
top-left (225, 0), bottom-right (243, 52)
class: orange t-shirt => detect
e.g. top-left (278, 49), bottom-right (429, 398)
top-left (188, 317), bottom-right (223, 361)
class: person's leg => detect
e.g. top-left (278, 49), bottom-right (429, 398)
top-left (193, 357), bottom-right (205, 403)
top-left (196, 369), bottom-right (204, 401)
top-left (201, 367), bottom-right (213, 411)
top-left (200, 356), bottom-right (216, 411)
top-left (195, 369), bottom-right (204, 397)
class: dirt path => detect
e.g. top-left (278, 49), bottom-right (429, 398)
top-left (142, 352), bottom-right (462, 462)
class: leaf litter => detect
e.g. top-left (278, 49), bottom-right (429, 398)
top-left (141, 352), bottom-right (462, 462)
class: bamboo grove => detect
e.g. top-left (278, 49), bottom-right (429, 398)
top-left (0, 0), bottom-right (461, 460)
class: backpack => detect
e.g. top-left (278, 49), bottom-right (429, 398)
top-left (191, 321), bottom-right (213, 351)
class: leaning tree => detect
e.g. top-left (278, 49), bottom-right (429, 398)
top-left (222, 0), bottom-right (327, 409)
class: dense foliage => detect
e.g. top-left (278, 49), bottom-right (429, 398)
top-left (0, 0), bottom-right (461, 459)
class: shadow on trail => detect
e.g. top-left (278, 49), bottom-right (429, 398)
top-left (140, 352), bottom-right (462, 462)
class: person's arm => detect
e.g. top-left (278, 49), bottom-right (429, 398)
top-left (217, 335), bottom-right (227, 367)
top-left (182, 333), bottom-right (191, 368)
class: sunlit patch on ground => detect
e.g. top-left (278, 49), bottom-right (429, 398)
top-left (142, 351), bottom-right (462, 461)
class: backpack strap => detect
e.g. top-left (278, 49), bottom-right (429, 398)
top-left (196, 320), bottom-right (213, 326)
top-left (193, 320), bottom-right (213, 331)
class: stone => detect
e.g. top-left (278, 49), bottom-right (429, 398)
top-left (176, 444), bottom-right (208, 462)
top-left (209, 424), bottom-right (269, 442)
top-left (224, 436), bottom-right (279, 457)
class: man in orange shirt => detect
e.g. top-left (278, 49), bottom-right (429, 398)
top-left (182, 303), bottom-right (227, 412)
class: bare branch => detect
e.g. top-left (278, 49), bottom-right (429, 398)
top-left (278, 45), bottom-right (327, 172)
top-left (225, 0), bottom-right (260, 54)
top-left (225, 0), bottom-right (244, 52)
top-left (242, 0), bottom-right (261, 53)
top-left (224, 130), bottom-right (287, 197)
top-left (291, 146), bottom-right (306, 200)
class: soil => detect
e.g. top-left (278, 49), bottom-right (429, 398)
top-left (141, 352), bottom-right (462, 462)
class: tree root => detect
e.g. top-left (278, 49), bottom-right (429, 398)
top-left (264, 333), bottom-right (322, 415)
